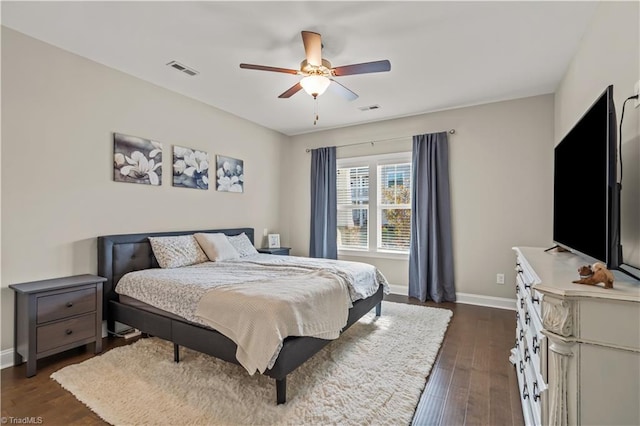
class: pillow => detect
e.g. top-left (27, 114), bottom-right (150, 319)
top-left (148, 235), bottom-right (209, 269)
top-left (227, 233), bottom-right (259, 257)
top-left (194, 232), bottom-right (240, 261)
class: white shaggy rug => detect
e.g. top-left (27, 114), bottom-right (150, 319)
top-left (51, 301), bottom-right (452, 425)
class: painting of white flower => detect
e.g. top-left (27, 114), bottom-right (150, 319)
top-left (216, 155), bottom-right (244, 193)
top-left (173, 146), bottom-right (209, 190)
top-left (113, 133), bottom-right (162, 185)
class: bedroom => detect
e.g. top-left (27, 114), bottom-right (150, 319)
top-left (1, 1), bottom-right (639, 425)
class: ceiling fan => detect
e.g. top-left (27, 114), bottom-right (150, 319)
top-left (239, 31), bottom-right (391, 101)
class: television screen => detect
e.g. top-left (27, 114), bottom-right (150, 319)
top-left (553, 85), bottom-right (618, 267)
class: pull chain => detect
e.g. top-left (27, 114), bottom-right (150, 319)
top-left (313, 95), bottom-right (319, 125)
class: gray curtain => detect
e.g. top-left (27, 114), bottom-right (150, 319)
top-left (408, 132), bottom-right (456, 302)
top-left (309, 146), bottom-right (337, 259)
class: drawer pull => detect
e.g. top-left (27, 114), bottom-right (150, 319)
top-left (524, 348), bottom-right (531, 362)
top-left (531, 294), bottom-right (540, 304)
top-left (520, 299), bottom-right (525, 309)
top-left (525, 312), bottom-right (531, 325)
top-left (524, 282), bottom-right (532, 290)
top-left (515, 338), bottom-right (519, 349)
top-left (519, 360), bottom-right (524, 373)
top-left (65, 329), bottom-right (73, 335)
top-left (516, 284), bottom-right (520, 294)
top-left (533, 381), bottom-right (540, 402)
top-left (522, 383), bottom-right (530, 400)
top-left (66, 302), bottom-right (74, 308)
top-left (532, 336), bottom-right (540, 354)
top-left (519, 329), bottom-right (524, 342)
top-left (516, 312), bottom-right (520, 320)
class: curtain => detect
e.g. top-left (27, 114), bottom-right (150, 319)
top-left (408, 132), bottom-right (456, 302)
top-left (309, 146), bottom-right (337, 259)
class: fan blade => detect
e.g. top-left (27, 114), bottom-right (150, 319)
top-left (301, 31), bottom-right (322, 66)
top-left (278, 82), bottom-right (303, 98)
top-left (332, 60), bottom-right (391, 76)
top-left (240, 63), bottom-right (299, 75)
top-left (329, 79), bottom-right (358, 101)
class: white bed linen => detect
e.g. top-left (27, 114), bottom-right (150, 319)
top-left (115, 254), bottom-right (389, 373)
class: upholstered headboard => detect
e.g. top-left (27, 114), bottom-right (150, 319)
top-left (97, 228), bottom-right (254, 318)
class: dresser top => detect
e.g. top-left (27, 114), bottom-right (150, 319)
top-left (514, 247), bottom-right (640, 302)
top-left (9, 274), bottom-right (106, 294)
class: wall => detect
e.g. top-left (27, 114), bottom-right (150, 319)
top-left (0, 28), bottom-right (290, 351)
top-left (284, 94), bottom-right (555, 300)
top-left (554, 1), bottom-right (640, 275)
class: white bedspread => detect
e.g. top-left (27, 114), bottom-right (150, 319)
top-left (115, 254), bottom-right (389, 374)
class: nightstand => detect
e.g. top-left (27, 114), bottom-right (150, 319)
top-left (258, 247), bottom-right (291, 256)
top-left (10, 274), bottom-right (106, 377)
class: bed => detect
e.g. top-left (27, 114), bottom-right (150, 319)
top-left (97, 227), bottom-right (387, 404)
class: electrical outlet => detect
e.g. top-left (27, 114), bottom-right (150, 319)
top-left (496, 273), bottom-right (505, 285)
top-left (634, 80), bottom-right (640, 108)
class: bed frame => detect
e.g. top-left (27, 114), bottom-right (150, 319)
top-left (97, 227), bottom-right (383, 404)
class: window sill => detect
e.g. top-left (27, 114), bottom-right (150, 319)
top-left (338, 249), bottom-right (409, 261)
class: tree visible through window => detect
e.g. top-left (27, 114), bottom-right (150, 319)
top-left (379, 163), bottom-right (411, 251)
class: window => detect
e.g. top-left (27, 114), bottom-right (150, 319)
top-left (337, 166), bottom-right (369, 250)
top-left (337, 152), bottom-right (412, 255)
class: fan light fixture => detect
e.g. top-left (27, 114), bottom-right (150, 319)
top-left (300, 75), bottom-right (331, 98)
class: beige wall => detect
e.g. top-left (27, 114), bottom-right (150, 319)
top-left (0, 28), bottom-right (290, 351)
top-left (554, 1), bottom-right (640, 273)
top-left (284, 95), bottom-right (555, 299)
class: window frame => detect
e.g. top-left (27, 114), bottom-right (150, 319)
top-left (336, 151), bottom-right (412, 258)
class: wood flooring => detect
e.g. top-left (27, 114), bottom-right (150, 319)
top-left (1, 296), bottom-right (524, 425)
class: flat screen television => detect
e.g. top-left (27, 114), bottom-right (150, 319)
top-left (553, 85), bottom-right (621, 269)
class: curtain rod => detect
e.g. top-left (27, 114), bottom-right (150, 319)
top-left (305, 129), bottom-right (455, 153)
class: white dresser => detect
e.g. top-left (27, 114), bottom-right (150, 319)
top-left (510, 247), bottom-right (640, 426)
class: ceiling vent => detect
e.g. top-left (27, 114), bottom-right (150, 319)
top-left (167, 61), bottom-right (199, 76)
top-left (358, 105), bottom-right (381, 111)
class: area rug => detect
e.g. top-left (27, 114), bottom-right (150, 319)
top-left (51, 301), bottom-right (452, 425)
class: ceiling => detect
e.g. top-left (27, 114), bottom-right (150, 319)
top-left (1, 1), bottom-right (598, 136)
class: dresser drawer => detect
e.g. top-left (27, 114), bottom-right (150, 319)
top-left (36, 313), bottom-right (96, 353)
top-left (37, 287), bottom-right (96, 324)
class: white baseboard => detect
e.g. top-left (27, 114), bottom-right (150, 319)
top-left (1, 348), bottom-right (14, 369)
top-left (455, 292), bottom-right (516, 311)
top-left (388, 285), bottom-right (515, 311)
top-left (387, 284), bottom-right (407, 295)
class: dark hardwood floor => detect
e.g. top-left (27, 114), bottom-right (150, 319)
top-left (1, 296), bottom-right (524, 425)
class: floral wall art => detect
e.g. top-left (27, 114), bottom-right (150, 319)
top-left (113, 133), bottom-right (162, 185)
top-left (216, 155), bottom-right (244, 193)
top-left (173, 146), bottom-right (209, 190)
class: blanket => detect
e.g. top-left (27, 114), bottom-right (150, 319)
top-left (194, 269), bottom-right (351, 375)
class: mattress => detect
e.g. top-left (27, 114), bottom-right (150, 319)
top-left (115, 253), bottom-right (388, 326)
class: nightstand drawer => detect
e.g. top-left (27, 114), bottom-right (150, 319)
top-left (258, 247), bottom-right (291, 255)
top-left (37, 287), bottom-right (96, 324)
top-left (37, 313), bottom-right (96, 353)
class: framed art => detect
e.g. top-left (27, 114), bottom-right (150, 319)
top-left (268, 234), bottom-right (281, 249)
top-left (216, 155), bottom-right (244, 193)
top-left (113, 133), bottom-right (162, 186)
top-left (173, 145), bottom-right (209, 190)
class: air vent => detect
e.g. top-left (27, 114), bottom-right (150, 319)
top-left (166, 61), bottom-right (199, 77)
top-left (358, 105), bottom-right (381, 111)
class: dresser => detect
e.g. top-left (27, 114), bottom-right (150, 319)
top-left (10, 274), bottom-right (106, 377)
top-left (510, 247), bottom-right (640, 425)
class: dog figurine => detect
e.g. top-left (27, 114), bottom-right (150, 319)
top-left (572, 262), bottom-right (614, 289)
